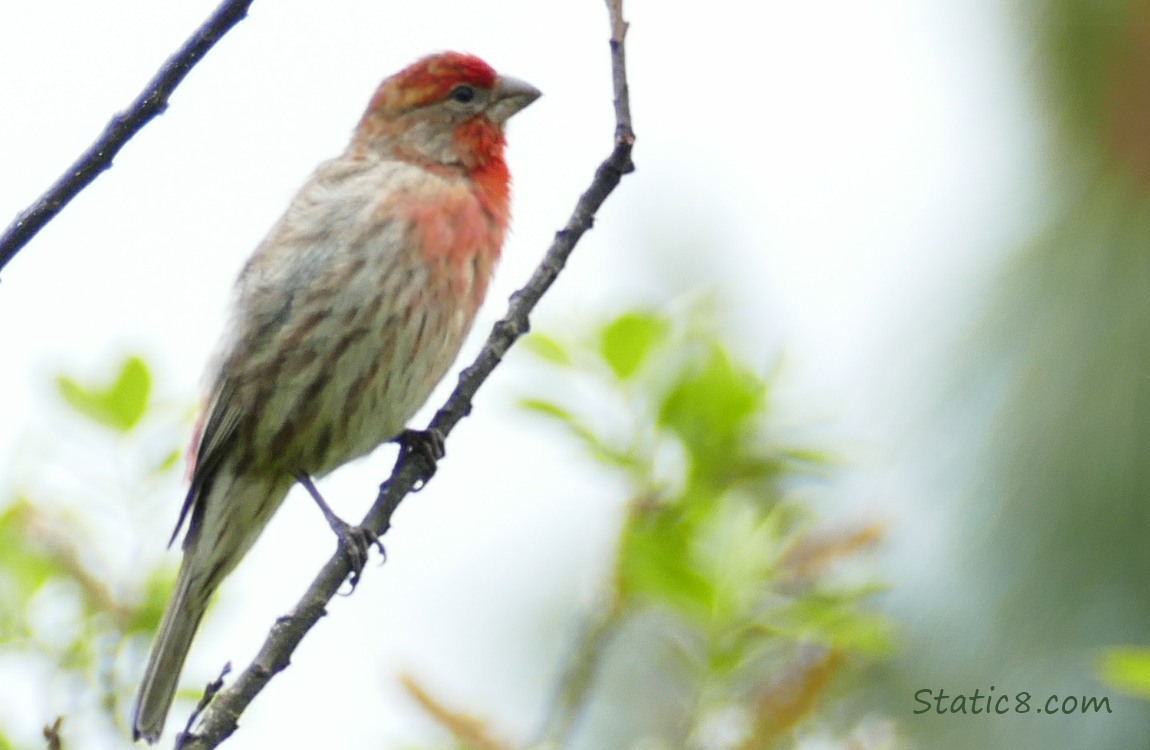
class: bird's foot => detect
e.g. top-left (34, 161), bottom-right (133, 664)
top-left (295, 472), bottom-right (384, 588)
top-left (394, 428), bottom-right (446, 489)
top-left (333, 523), bottom-right (385, 588)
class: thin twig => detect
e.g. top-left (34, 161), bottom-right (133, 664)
top-left (178, 663), bottom-right (232, 745)
top-left (176, 1), bottom-right (636, 747)
top-left (43, 717), bottom-right (65, 750)
top-left (0, 0), bottom-right (254, 277)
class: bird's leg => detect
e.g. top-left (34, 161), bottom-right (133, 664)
top-left (392, 428), bottom-right (446, 489)
top-left (295, 472), bottom-right (383, 587)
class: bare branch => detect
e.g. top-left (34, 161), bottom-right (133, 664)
top-left (0, 0), bottom-right (254, 278)
top-left (175, 1), bottom-right (636, 747)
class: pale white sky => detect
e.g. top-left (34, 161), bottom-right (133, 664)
top-left (0, 1), bottom-right (1043, 747)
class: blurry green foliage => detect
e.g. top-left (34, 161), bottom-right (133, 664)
top-left (1033, 0), bottom-right (1130, 136)
top-left (599, 311), bottom-right (669, 380)
top-left (1099, 647), bottom-right (1150, 700)
top-left (2, 328), bottom-right (894, 750)
top-left (55, 355), bottom-right (151, 433)
top-left (413, 307), bottom-right (894, 749)
top-left (0, 354), bottom-right (182, 750)
top-left (1025, 0), bottom-right (1150, 183)
top-left (892, 6), bottom-right (1150, 747)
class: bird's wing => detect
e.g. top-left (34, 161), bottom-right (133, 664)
top-left (168, 378), bottom-right (242, 548)
top-left (166, 157), bottom-right (442, 548)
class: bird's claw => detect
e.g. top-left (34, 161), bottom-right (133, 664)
top-left (395, 428), bottom-right (445, 489)
top-left (332, 519), bottom-right (385, 589)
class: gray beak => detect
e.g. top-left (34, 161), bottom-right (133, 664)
top-left (489, 74), bottom-right (542, 123)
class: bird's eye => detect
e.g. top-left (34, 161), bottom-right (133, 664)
top-left (449, 85), bottom-right (476, 104)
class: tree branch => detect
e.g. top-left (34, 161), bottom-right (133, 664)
top-left (175, 2), bottom-right (635, 748)
top-left (0, 0), bottom-right (254, 278)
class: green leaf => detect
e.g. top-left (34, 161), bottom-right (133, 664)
top-left (618, 505), bottom-right (714, 620)
top-left (56, 355), bottom-right (152, 433)
top-left (520, 333), bottom-right (573, 366)
top-left (1099, 647), bottom-right (1150, 699)
top-left (599, 311), bottom-right (670, 380)
top-left (658, 345), bottom-right (763, 475)
top-left (519, 397), bottom-right (577, 425)
top-left (519, 398), bottom-right (639, 469)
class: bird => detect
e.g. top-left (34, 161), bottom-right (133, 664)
top-left (131, 51), bottom-right (540, 743)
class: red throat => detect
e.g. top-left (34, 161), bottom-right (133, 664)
top-left (454, 117), bottom-right (511, 227)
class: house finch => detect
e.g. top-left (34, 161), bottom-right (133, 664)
top-left (131, 52), bottom-right (539, 743)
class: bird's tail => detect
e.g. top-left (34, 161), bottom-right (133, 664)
top-left (132, 468), bottom-right (290, 744)
top-left (132, 559), bottom-right (212, 743)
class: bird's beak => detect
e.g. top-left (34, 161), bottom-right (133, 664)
top-left (489, 74), bottom-right (541, 124)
